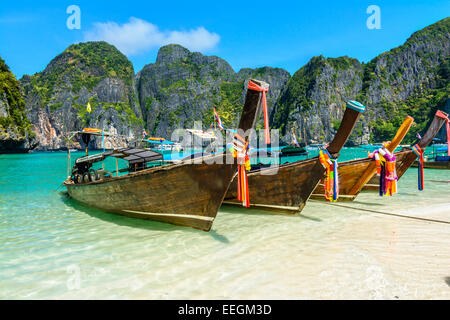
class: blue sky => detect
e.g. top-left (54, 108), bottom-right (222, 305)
top-left (0, 0), bottom-right (448, 78)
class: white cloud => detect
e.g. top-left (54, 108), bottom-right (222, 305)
top-left (83, 17), bottom-right (220, 56)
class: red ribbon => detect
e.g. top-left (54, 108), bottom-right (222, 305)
top-left (436, 110), bottom-right (450, 156)
top-left (248, 80), bottom-right (270, 145)
top-left (237, 160), bottom-right (250, 207)
top-left (233, 134), bottom-right (250, 207)
top-left (412, 144), bottom-right (424, 191)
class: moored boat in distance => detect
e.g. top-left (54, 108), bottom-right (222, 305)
top-left (223, 99), bottom-right (365, 214)
top-left (311, 115), bottom-right (414, 201)
top-left (411, 156), bottom-right (450, 169)
top-left (280, 145), bottom-right (309, 156)
top-left (410, 145), bottom-right (450, 169)
top-left (64, 79), bottom-right (269, 231)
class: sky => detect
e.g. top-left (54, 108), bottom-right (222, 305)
top-left (0, 0), bottom-right (449, 78)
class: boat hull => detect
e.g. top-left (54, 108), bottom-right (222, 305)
top-left (64, 78), bottom-right (269, 231)
top-left (363, 149), bottom-right (449, 190)
top-left (312, 115), bottom-right (415, 201)
top-left (310, 156), bottom-right (374, 200)
top-left (311, 150), bottom-right (416, 193)
top-left (224, 158), bottom-right (319, 214)
top-left (65, 155), bottom-right (236, 231)
top-left (363, 111), bottom-right (449, 191)
top-left (224, 106), bottom-right (364, 213)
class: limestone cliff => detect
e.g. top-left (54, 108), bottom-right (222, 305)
top-left (271, 17), bottom-right (450, 145)
top-left (21, 41), bottom-right (143, 150)
top-left (0, 57), bottom-right (37, 153)
top-left (136, 44), bottom-right (290, 138)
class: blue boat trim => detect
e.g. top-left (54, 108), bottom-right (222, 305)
top-left (346, 100), bottom-right (366, 113)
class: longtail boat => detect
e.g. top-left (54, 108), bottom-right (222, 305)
top-left (223, 99), bottom-right (365, 214)
top-left (63, 79), bottom-right (269, 231)
top-left (363, 110), bottom-right (449, 191)
top-left (310, 115), bottom-right (414, 201)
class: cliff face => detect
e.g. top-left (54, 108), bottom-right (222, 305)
top-left (271, 56), bottom-right (367, 146)
top-left (4, 17), bottom-right (448, 152)
top-left (271, 17), bottom-right (450, 145)
top-left (235, 67), bottom-right (291, 116)
top-left (136, 44), bottom-right (290, 138)
top-left (358, 17), bottom-right (450, 142)
top-left (0, 57), bottom-right (37, 153)
top-left (20, 42), bottom-right (143, 150)
top-left (136, 44), bottom-right (235, 138)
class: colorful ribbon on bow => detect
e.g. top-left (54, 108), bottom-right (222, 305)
top-left (247, 80), bottom-right (270, 145)
top-left (229, 134), bottom-right (251, 207)
top-left (411, 144), bottom-right (424, 191)
top-left (318, 149), bottom-right (339, 202)
top-left (436, 110), bottom-right (450, 156)
top-left (369, 145), bottom-right (398, 196)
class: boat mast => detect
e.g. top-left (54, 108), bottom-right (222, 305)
top-left (67, 144), bottom-right (71, 180)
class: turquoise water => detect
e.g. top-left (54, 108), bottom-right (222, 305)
top-left (1, 149), bottom-right (449, 299)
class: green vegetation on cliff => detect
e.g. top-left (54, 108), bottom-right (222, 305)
top-left (202, 81), bottom-right (244, 128)
top-left (7, 18), bottom-right (449, 149)
top-left (270, 17), bottom-right (449, 144)
top-left (272, 55), bottom-right (359, 135)
top-left (0, 57), bottom-right (33, 136)
top-left (22, 41), bottom-right (134, 107)
top-left (272, 56), bottom-right (323, 134)
top-left (366, 17), bottom-right (450, 143)
top-left (20, 41), bottom-right (142, 149)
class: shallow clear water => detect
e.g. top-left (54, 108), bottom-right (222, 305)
top-left (0, 150), bottom-right (449, 299)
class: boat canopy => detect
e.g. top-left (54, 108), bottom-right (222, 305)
top-left (68, 128), bottom-right (114, 139)
top-left (75, 147), bottom-right (163, 165)
top-left (186, 129), bottom-right (217, 139)
top-left (143, 138), bottom-right (175, 145)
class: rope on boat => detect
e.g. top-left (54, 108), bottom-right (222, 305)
top-left (54, 183), bottom-right (64, 192)
top-left (309, 200), bottom-right (450, 225)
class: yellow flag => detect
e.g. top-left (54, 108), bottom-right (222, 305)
top-left (86, 102), bottom-right (91, 113)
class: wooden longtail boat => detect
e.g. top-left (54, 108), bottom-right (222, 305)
top-left (363, 110), bottom-right (449, 191)
top-left (223, 100), bottom-right (365, 214)
top-left (63, 79), bottom-right (269, 231)
top-left (310, 115), bottom-right (414, 201)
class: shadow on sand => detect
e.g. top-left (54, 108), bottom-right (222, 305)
top-left (60, 191), bottom-right (230, 243)
top-left (444, 277), bottom-right (450, 287)
top-left (351, 201), bottom-right (385, 207)
top-left (220, 203), bottom-right (322, 222)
